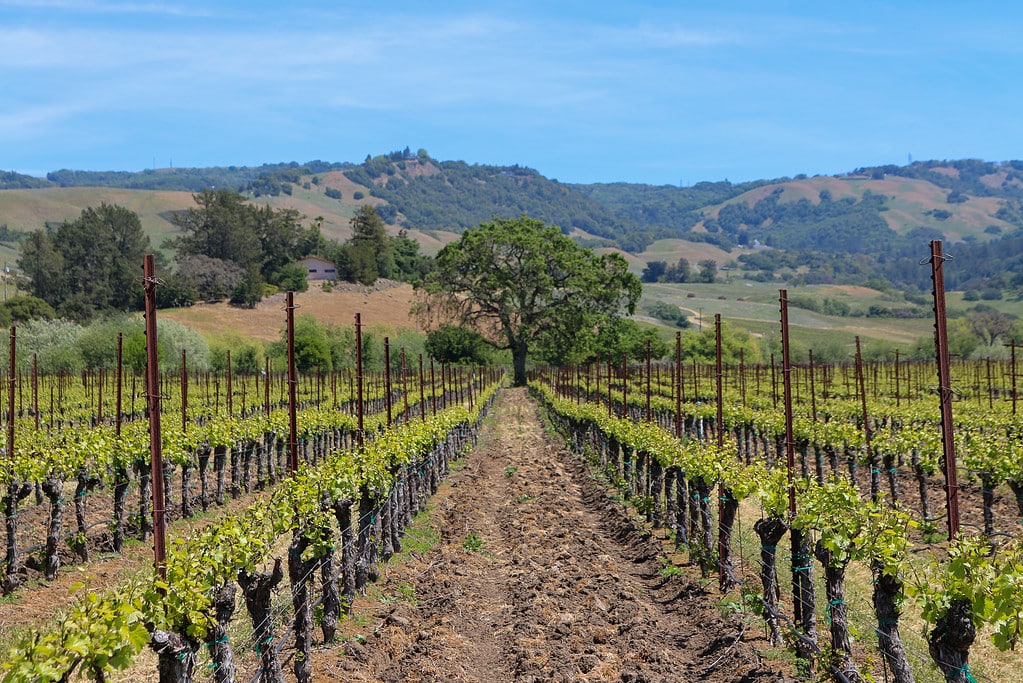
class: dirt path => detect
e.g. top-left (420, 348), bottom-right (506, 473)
top-left (318, 388), bottom-right (794, 682)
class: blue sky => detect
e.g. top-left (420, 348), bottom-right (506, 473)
top-left (3, 1), bottom-right (1023, 185)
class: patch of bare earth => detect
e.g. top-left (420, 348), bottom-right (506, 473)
top-left (315, 388), bottom-right (795, 682)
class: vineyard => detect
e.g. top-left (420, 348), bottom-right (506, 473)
top-left (530, 312), bottom-right (1023, 683)
top-left (0, 297), bottom-right (504, 682)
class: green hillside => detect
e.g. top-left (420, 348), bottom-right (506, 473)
top-left (3, 154), bottom-right (1023, 298)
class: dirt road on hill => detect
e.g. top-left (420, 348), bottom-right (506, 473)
top-left (315, 388), bottom-right (795, 683)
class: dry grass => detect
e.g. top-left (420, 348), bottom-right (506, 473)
top-left (160, 280), bottom-right (422, 343)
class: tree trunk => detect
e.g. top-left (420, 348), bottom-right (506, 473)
top-left (198, 445), bottom-right (210, 512)
top-left (355, 487), bottom-right (377, 592)
top-left (206, 582), bottom-right (237, 683)
top-left (914, 452), bottom-right (932, 528)
top-left (2, 481), bottom-right (31, 595)
top-left (981, 476), bottom-right (996, 538)
top-left (180, 464), bottom-right (193, 518)
top-left (334, 500), bottom-right (356, 616)
top-left (288, 533), bottom-right (316, 683)
top-left (151, 629), bottom-right (197, 683)
top-left (320, 546), bottom-right (340, 643)
top-left (214, 445), bottom-right (227, 505)
top-left (753, 516), bottom-right (787, 646)
top-left (814, 541), bottom-right (860, 682)
top-left (871, 564), bottom-right (914, 683)
top-left (928, 597), bottom-right (976, 683)
top-left (1008, 480), bottom-right (1023, 522)
top-left (42, 475), bottom-right (64, 580)
top-left (791, 528), bottom-right (817, 675)
top-left (136, 459), bottom-right (153, 542)
top-left (238, 558), bottom-right (285, 683)
top-left (112, 464), bottom-right (129, 553)
top-left (512, 340), bottom-right (528, 386)
top-left (229, 445), bottom-right (240, 498)
top-left (717, 487), bottom-right (739, 592)
top-left (74, 468), bottom-right (99, 562)
top-left (695, 479), bottom-right (714, 577)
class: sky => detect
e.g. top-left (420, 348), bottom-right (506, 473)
top-left (3, 1), bottom-right (1023, 186)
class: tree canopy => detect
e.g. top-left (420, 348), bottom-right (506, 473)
top-left (167, 189), bottom-right (320, 301)
top-left (17, 203), bottom-right (150, 320)
top-left (423, 216), bottom-right (641, 385)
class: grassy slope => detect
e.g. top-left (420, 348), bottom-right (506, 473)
top-left (700, 174), bottom-right (1013, 242)
top-left (0, 172), bottom-right (453, 260)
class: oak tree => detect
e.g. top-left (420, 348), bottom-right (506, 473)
top-left (424, 216), bottom-right (641, 385)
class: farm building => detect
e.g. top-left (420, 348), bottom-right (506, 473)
top-left (298, 256), bottom-right (337, 281)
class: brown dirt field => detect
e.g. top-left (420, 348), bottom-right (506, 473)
top-left (314, 388), bottom-right (795, 683)
top-left (160, 279), bottom-right (421, 342)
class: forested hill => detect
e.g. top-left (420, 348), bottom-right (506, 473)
top-left (5, 153), bottom-right (1023, 294)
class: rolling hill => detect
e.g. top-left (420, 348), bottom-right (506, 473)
top-left (2, 154), bottom-right (1022, 295)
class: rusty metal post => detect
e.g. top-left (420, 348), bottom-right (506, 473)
top-left (419, 354), bottom-right (427, 422)
top-left (264, 357), bottom-right (270, 416)
top-left (808, 350), bottom-right (818, 423)
top-left (645, 340), bottom-right (652, 423)
top-left (401, 348), bottom-right (410, 424)
top-left (226, 350), bottom-right (232, 417)
top-left (929, 240), bottom-right (960, 539)
top-left (355, 313), bottom-right (364, 447)
top-left (32, 353), bottom-right (38, 431)
top-left (1012, 342), bottom-right (1018, 416)
top-left (286, 291), bottom-right (299, 474)
top-left (430, 358), bottom-right (437, 417)
top-left (607, 354), bottom-right (613, 418)
top-left (142, 255), bottom-right (167, 582)
top-left (781, 288), bottom-right (797, 597)
top-left (181, 350), bottom-right (187, 434)
top-left (895, 349), bottom-right (901, 408)
top-left (621, 352), bottom-right (628, 419)
top-left (675, 332), bottom-right (682, 438)
top-left (855, 337), bottom-right (878, 502)
top-left (739, 347), bottom-right (746, 408)
top-left (384, 337), bottom-right (392, 427)
top-left (115, 334), bottom-right (123, 437)
top-left (97, 367), bottom-right (104, 425)
top-left (714, 314), bottom-right (727, 591)
top-left (7, 326), bottom-right (15, 465)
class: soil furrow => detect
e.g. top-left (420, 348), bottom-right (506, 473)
top-left (318, 387), bottom-right (794, 682)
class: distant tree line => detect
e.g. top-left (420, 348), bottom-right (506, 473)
top-left (641, 257), bottom-right (717, 284)
top-left (15, 190), bottom-right (434, 320)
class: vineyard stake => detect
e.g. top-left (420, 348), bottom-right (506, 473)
top-left (928, 240), bottom-right (961, 539)
top-left (32, 353), bottom-right (38, 431)
top-left (116, 334), bottom-right (123, 437)
top-left (355, 312), bottom-right (364, 448)
top-left (142, 254), bottom-right (167, 582)
top-left (855, 337), bottom-right (878, 502)
top-left (621, 352), bottom-right (628, 419)
top-left (780, 289), bottom-right (817, 664)
top-left (714, 314), bottom-right (728, 591)
top-left (401, 347), bottom-right (410, 424)
top-left (419, 354), bottom-right (426, 422)
top-left (675, 332), bottom-right (682, 438)
top-left (429, 358), bottom-right (437, 416)
top-left (384, 338), bottom-right (392, 427)
top-left (226, 349), bottom-right (233, 417)
top-left (286, 291), bottom-right (299, 473)
top-left (1012, 342), bottom-right (1018, 415)
top-left (607, 354), bottom-right (613, 418)
top-left (181, 349), bottom-right (187, 434)
top-left (645, 340), bottom-right (652, 423)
